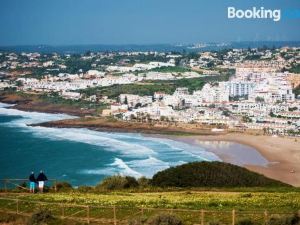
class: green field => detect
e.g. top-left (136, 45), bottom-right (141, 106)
top-left (80, 74), bottom-right (232, 98)
top-left (0, 189), bottom-right (299, 225)
top-left (4, 189), bottom-right (298, 211)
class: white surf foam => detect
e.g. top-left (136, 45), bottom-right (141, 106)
top-left (111, 158), bottom-right (143, 178)
top-left (82, 158), bottom-right (143, 178)
top-left (0, 102), bottom-right (14, 108)
top-left (0, 105), bottom-right (222, 179)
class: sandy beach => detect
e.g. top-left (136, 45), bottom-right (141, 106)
top-left (1, 95), bottom-right (299, 186)
top-left (174, 133), bottom-right (300, 187)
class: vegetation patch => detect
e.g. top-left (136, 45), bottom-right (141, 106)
top-left (151, 161), bottom-right (289, 188)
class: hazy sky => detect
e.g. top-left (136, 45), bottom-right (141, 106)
top-left (0, 0), bottom-right (299, 45)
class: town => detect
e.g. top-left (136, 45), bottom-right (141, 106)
top-left (0, 46), bottom-right (299, 136)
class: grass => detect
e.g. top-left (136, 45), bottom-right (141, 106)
top-left (39, 93), bottom-right (108, 110)
top-left (0, 90), bottom-right (108, 114)
top-left (1, 188), bottom-right (300, 211)
top-left (289, 64), bottom-right (300, 74)
top-left (0, 188), bottom-right (299, 225)
top-left (80, 74), bottom-right (232, 98)
top-left (150, 66), bottom-right (191, 73)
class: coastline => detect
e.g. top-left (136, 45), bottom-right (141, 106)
top-left (35, 116), bottom-right (300, 186)
top-left (0, 92), bottom-right (95, 116)
top-left (169, 134), bottom-right (300, 187)
top-left (1, 98), bottom-right (299, 186)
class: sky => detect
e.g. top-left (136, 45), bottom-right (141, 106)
top-left (0, 0), bottom-right (299, 46)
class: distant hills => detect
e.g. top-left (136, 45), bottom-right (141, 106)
top-left (151, 161), bottom-right (289, 188)
top-left (1, 41), bottom-right (300, 53)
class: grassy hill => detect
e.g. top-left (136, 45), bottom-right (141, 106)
top-left (151, 161), bottom-right (289, 188)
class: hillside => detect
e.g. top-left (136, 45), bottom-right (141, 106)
top-left (0, 189), bottom-right (300, 225)
top-left (151, 161), bottom-right (289, 188)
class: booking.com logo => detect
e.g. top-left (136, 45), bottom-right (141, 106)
top-left (228, 7), bottom-right (300, 22)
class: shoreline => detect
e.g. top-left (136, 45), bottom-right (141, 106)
top-left (1, 99), bottom-right (300, 186)
top-left (0, 92), bottom-right (95, 116)
top-left (168, 134), bottom-right (300, 187)
top-left (34, 117), bottom-right (300, 186)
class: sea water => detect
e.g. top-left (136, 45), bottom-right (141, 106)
top-left (0, 103), bottom-right (220, 186)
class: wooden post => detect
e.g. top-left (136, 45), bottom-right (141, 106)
top-left (141, 207), bottom-right (144, 217)
top-left (113, 205), bottom-right (117, 225)
top-left (264, 210), bottom-right (268, 224)
top-left (200, 209), bottom-right (204, 225)
top-left (16, 199), bottom-right (19, 214)
top-left (4, 180), bottom-right (7, 192)
top-left (86, 206), bottom-right (90, 224)
top-left (54, 180), bottom-right (57, 192)
top-left (61, 204), bottom-right (65, 218)
top-left (232, 209), bottom-right (235, 225)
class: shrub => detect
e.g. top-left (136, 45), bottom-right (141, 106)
top-left (124, 176), bottom-right (139, 188)
top-left (27, 209), bottom-right (57, 225)
top-left (55, 182), bottom-right (73, 192)
top-left (207, 221), bottom-right (222, 225)
top-left (96, 175), bottom-right (139, 190)
top-left (0, 212), bottom-right (20, 223)
top-left (77, 185), bottom-right (93, 193)
top-left (128, 215), bottom-right (148, 225)
top-left (267, 214), bottom-right (300, 225)
top-left (147, 213), bottom-right (183, 225)
top-left (237, 218), bottom-right (255, 225)
top-left (138, 177), bottom-right (150, 188)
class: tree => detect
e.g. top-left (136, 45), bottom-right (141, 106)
top-left (15, 80), bottom-right (23, 87)
top-left (255, 97), bottom-right (265, 103)
top-left (242, 116), bottom-right (252, 123)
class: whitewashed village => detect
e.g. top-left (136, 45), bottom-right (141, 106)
top-left (1, 46), bottom-right (300, 136)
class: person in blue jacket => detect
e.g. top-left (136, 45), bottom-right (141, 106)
top-left (28, 172), bottom-right (36, 193)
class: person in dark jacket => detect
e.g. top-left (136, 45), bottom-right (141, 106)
top-left (28, 172), bottom-right (36, 193)
top-left (36, 170), bottom-right (48, 193)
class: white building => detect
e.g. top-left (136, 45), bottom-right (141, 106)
top-left (119, 94), bottom-right (152, 107)
top-left (193, 83), bottom-right (229, 103)
top-left (225, 81), bottom-right (255, 97)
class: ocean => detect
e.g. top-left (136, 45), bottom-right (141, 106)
top-left (0, 103), bottom-right (221, 186)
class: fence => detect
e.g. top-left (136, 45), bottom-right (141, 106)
top-left (0, 179), bottom-right (58, 192)
top-left (0, 197), bottom-right (298, 225)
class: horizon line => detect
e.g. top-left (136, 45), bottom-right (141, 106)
top-left (1, 40), bottom-right (300, 48)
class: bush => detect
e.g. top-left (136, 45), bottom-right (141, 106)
top-left (267, 214), bottom-right (300, 225)
top-left (27, 209), bottom-right (57, 225)
top-left (207, 221), bottom-right (222, 225)
top-left (237, 218), bottom-right (255, 225)
top-left (138, 177), bottom-right (150, 188)
top-left (0, 212), bottom-right (20, 223)
top-left (96, 175), bottom-right (139, 190)
top-left (128, 216), bottom-right (148, 225)
top-left (147, 213), bottom-right (183, 225)
top-left (124, 176), bottom-right (139, 188)
top-left (55, 182), bottom-right (73, 192)
top-left (77, 185), bottom-right (93, 193)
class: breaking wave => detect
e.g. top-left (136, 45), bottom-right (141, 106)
top-left (0, 103), bottom-right (220, 180)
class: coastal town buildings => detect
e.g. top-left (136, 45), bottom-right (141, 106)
top-left (0, 47), bottom-right (299, 136)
